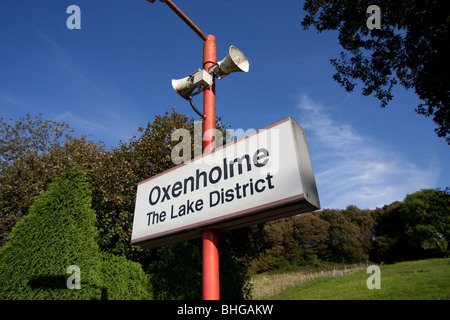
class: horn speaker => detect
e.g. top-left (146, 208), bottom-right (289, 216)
top-left (171, 69), bottom-right (213, 100)
top-left (211, 46), bottom-right (249, 76)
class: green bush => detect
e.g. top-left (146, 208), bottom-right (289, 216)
top-left (148, 241), bottom-right (202, 300)
top-left (0, 169), bottom-right (150, 299)
top-left (100, 252), bottom-right (151, 300)
top-left (148, 239), bottom-right (248, 300)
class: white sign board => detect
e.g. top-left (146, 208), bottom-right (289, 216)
top-left (131, 117), bottom-right (320, 247)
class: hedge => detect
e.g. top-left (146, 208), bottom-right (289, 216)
top-left (0, 169), bottom-right (150, 299)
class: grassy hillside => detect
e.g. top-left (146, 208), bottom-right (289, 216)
top-left (269, 258), bottom-right (450, 300)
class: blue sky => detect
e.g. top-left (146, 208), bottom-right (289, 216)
top-left (1, 0), bottom-right (448, 209)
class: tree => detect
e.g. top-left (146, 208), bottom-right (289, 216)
top-left (0, 169), bottom-right (150, 299)
top-left (399, 189), bottom-right (449, 259)
top-left (260, 218), bottom-right (297, 268)
top-left (371, 189), bottom-right (449, 262)
top-left (0, 111), bottom-right (201, 254)
top-left (148, 241), bottom-right (201, 300)
top-left (0, 114), bottom-right (106, 247)
top-left (302, 0), bottom-right (450, 144)
top-left (252, 209), bottom-right (371, 271)
top-left (370, 201), bottom-right (406, 262)
top-left (319, 209), bottom-right (365, 262)
top-left (342, 205), bottom-right (376, 257)
top-left (292, 213), bottom-right (330, 263)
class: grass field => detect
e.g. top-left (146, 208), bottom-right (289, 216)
top-left (267, 258), bottom-right (450, 300)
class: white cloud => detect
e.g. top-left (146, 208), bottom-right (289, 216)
top-left (297, 94), bottom-right (439, 209)
top-left (35, 30), bottom-right (100, 93)
top-left (54, 111), bottom-right (123, 145)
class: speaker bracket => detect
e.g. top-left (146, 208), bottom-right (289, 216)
top-left (208, 63), bottom-right (228, 80)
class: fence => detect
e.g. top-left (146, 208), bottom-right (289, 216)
top-left (249, 263), bottom-right (371, 299)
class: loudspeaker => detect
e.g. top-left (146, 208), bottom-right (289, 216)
top-left (212, 46), bottom-right (249, 76)
top-left (172, 69), bottom-right (213, 100)
top-left (171, 76), bottom-right (196, 100)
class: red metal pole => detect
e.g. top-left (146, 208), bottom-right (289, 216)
top-left (153, 0), bottom-right (219, 300)
top-left (202, 230), bottom-right (219, 300)
top-left (202, 35), bottom-right (216, 154)
top-left (202, 34), bottom-right (219, 300)
top-left (162, 0), bottom-right (207, 41)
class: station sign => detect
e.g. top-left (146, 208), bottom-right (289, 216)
top-left (131, 117), bottom-right (320, 247)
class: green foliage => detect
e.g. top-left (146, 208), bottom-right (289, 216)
top-left (319, 209), bottom-right (364, 262)
top-left (254, 208), bottom-right (374, 273)
top-left (100, 252), bottom-right (151, 300)
top-left (252, 189), bottom-right (449, 272)
top-left (401, 189), bottom-right (449, 257)
top-left (219, 240), bottom-right (250, 300)
top-left (147, 239), bottom-right (250, 300)
top-left (302, 0), bottom-right (450, 144)
top-left (148, 241), bottom-right (202, 300)
top-left (252, 251), bottom-right (278, 274)
top-left (0, 169), bottom-right (101, 299)
top-left (372, 189), bottom-right (450, 263)
top-left (0, 169), bottom-right (150, 300)
top-left (0, 110), bottom-right (264, 300)
top-left (0, 114), bottom-right (105, 247)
